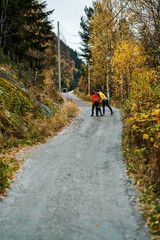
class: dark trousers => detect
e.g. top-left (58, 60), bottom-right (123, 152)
top-left (102, 99), bottom-right (113, 114)
top-left (92, 101), bottom-right (102, 116)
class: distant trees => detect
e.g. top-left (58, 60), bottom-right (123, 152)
top-left (49, 37), bottom-right (82, 91)
top-left (69, 49), bottom-right (83, 90)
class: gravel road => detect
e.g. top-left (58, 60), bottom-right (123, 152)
top-left (0, 92), bottom-right (150, 240)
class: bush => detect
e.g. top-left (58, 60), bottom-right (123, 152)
top-left (124, 71), bottom-right (160, 189)
top-left (122, 70), bottom-right (160, 237)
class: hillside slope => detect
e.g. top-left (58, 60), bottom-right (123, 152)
top-left (0, 67), bottom-right (62, 151)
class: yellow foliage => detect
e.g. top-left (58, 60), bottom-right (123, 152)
top-left (78, 76), bottom-right (88, 93)
top-left (89, 1), bottom-right (116, 90)
top-left (152, 109), bottom-right (160, 124)
top-left (143, 134), bottom-right (149, 140)
top-left (112, 40), bottom-right (149, 99)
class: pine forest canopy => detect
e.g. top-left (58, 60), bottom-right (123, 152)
top-left (0, 0), bottom-right (54, 68)
top-left (0, 0), bottom-right (83, 89)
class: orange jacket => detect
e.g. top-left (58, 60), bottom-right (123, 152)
top-left (91, 94), bottom-right (99, 104)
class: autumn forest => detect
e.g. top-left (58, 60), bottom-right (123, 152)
top-left (0, 0), bottom-right (160, 237)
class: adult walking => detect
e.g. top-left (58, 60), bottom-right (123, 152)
top-left (97, 89), bottom-right (113, 115)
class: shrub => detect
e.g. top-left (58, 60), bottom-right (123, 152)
top-left (122, 70), bottom-right (160, 236)
top-left (123, 71), bottom-right (160, 190)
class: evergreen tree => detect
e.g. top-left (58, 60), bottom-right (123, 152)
top-left (70, 48), bottom-right (83, 70)
top-left (0, 0), bottom-right (54, 70)
top-left (79, 5), bottom-right (94, 62)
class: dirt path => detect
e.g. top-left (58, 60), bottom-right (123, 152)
top-left (0, 92), bottom-right (150, 240)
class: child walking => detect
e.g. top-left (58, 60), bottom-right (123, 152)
top-left (91, 91), bottom-right (102, 116)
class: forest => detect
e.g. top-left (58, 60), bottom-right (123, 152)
top-left (78, 0), bottom-right (160, 237)
top-left (0, 0), bottom-right (82, 89)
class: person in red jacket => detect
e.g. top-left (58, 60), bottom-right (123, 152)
top-left (91, 91), bottom-right (102, 116)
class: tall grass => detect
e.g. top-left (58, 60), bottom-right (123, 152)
top-left (29, 100), bottom-right (78, 140)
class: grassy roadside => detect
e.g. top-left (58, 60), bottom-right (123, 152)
top-left (122, 119), bottom-right (160, 240)
top-left (121, 72), bottom-right (160, 239)
top-left (0, 100), bottom-right (79, 198)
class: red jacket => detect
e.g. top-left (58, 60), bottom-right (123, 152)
top-left (91, 94), bottom-right (99, 103)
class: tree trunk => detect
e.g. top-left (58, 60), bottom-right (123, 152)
top-left (0, 0), bottom-right (8, 48)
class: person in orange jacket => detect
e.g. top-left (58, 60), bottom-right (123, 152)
top-left (91, 91), bottom-right (102, 116)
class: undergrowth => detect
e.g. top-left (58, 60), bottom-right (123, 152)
top-left (122, 71), bottom-right (160, 239)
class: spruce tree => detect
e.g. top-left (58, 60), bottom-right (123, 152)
top-left (0, 0), bottom-right (54, 70)
top-left (79, 5), bottom-right (94, 62)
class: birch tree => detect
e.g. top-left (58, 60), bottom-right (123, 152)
top-left (89, 0), bottom-right (116, 97)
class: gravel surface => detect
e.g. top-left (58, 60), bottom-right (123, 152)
top-left (0, 92), bottom-right (150, 240)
